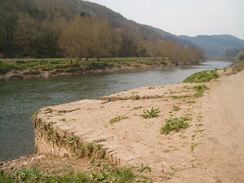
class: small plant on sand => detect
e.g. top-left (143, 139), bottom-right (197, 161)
top-left (44, 107), bottom-right (52, 113)
top-left (141, 107), bottom-right (160, 118)
top-left (161, 117), bottom-right (190, 134)
top-left (132, 106), bottom-right (143, 110)
top-left (130, 95), bottom-right (140, 100)
top-left (183, 70), bottom-right (219, 83)
top-left (109, 116), bottom-right (128, 124)
top-left (133, 164), bottom-right (152, 172)
top-left (172, 105), bottom-right (181, 111)
top-left (190, 142), bottom-right (200, 152)
top-left (66, 136), bottom-right (80, 146)
top-left (31, 110), bottom-right (40, 120)
top-left (193, 85), bottom-right (209, 98)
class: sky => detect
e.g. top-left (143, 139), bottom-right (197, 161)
top-left (86, 0), bottom-right (244, 40)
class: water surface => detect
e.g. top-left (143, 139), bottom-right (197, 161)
top-left (0, 61), bottom-right (232, 162)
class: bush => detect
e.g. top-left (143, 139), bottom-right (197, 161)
top-left (183, 70), bottom-right (219, 83)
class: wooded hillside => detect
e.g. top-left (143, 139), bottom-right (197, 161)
top-left (0, 0), bottom-right (204, 64)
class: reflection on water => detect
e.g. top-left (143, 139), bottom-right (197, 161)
top-left (0, 60), bottom-right (232, 161)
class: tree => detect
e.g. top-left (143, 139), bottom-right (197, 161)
top-left (59, 15), bottom-right (112, 62)
top-left (58, 15), bottom-right (93, 63)
top-left (92, 17), bottom-right (112, 60)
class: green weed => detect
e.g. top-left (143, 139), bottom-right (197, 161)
top-left (141, 107), bottom-right (160, 118)
top-left (44, 108), bottom-right (52, 113)
top-left (31, 110), bottom-right (40, 121)
top-left (132, 106), bottom-right (143, 110)
top-left (193, 85), bottom-right (209, 98)
top-left (161, 117), bottom-right (190, 134)
top-left (171, 95), bottom-right (191, 99)
top-left (191, 142), bottom-right (200, 152)
top-left (133, 164), bottom-right (152, 173)
top-left (109, 116), bottom-right (128, 124)
top-left (172, 105), bottom-right (181, 111)
top-left (130, 95), bottom-right (140, 100)
top-left (183, 70), bottom-right (219, 83)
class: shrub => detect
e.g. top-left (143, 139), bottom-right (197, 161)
top-left (161, 117), bottom-right (190, 134)
top-left (183, 70), bottom-right (219, 83)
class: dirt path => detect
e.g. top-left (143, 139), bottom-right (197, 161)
top-left (169, 70), bottom-right (244, 183)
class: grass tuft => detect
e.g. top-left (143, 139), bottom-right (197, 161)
top-left (109, 116), bottom-right (128, 124)
top-left (141, 107), bottom-right (160, 118)
top-left (193, 85), bottom-right (209, 98)
top-left (161, 117), bottom-right (190, 135)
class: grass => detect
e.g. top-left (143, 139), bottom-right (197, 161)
top-left (133, 164), bottom-right (152, 173)
top-left (190, 142), bottom-right (200, 152)
top-left (183, 70), bottom-right (220, 83)
top-left (0, 57), bottom-right (169, 75)
top-left (0, 164), bottom-right (139, 183)
top-left (109, 116), bottom-right (128, 124)
top-left (31, 110), bottom-right (40, 121)
top-left (193, 85), bottom-right (209, 98)
top-left (171, 95), bottom-right (191, 99)
top-left (141, 107), bottom-right (160, 118)
top-left (172, 85), bottom-right (208, 99)
top-left (131, 106), bottom-right (143, 110)
top-left (172, 105), bottom-right (181, 111)
top-left (161, 117), bottom-right (190, 135)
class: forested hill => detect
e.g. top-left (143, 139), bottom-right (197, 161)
top-left (179, 35), bottom-right (244, 57)
top-left (145, 25), bottom-right (197, 47)
top-left (0, 0), bottom-right (204, 64)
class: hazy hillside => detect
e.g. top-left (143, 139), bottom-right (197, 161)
top-left (179, 35), bottom-right (244, 57)
top-left (145, 25), bottom-right (196, 47)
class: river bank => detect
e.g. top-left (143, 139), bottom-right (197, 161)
top-left (2, 65), bottom-right (243, 182)
top-left (0, 57), bottom-right (197, 80)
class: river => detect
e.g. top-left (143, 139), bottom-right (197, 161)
top-left (0, 60), bottom-right (232, 162)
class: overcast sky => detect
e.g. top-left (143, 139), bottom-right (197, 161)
top-left (86, 0), bottom-right (244, 40)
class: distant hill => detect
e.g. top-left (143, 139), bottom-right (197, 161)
top-left (179, 35), bottom-right (244, 57)
top-left (145, 25), bottom-right (197, 47)
top-left (71, 0), bottom-right (165, 42)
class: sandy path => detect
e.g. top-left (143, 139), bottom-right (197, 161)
top-left (169, 70), bottom-right (244, 183)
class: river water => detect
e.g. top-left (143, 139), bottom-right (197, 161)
top-left (0, 61), bottom-right (232, 162)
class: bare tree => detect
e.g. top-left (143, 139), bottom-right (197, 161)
top-left (92, 17), bottom-right (112, 61)
top-left (58, 15), bottom-right (93, 64)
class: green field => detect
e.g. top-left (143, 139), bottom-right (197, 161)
top-left (0, 58), bottom-right (172, 75)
